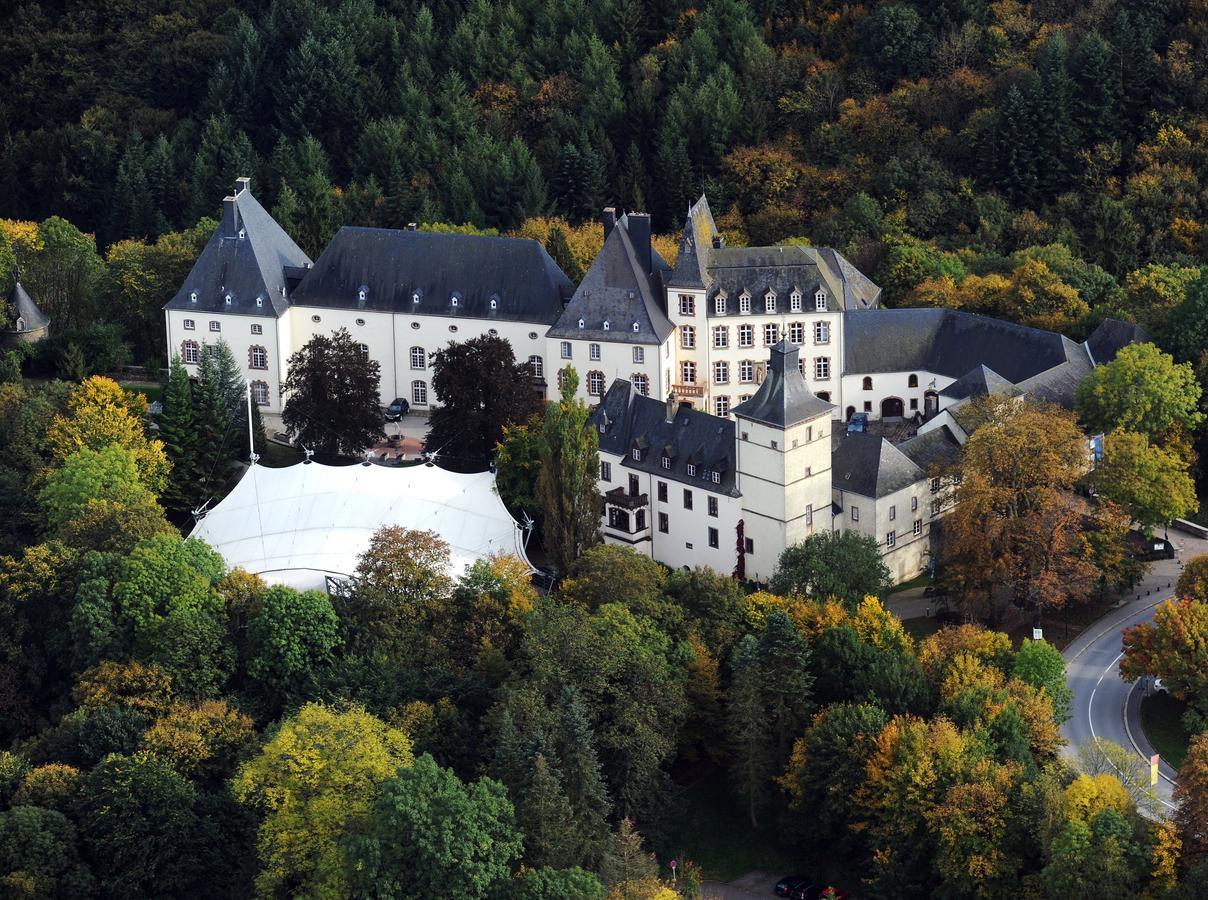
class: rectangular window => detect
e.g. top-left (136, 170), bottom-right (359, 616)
top-left (738, 324), bottom-right (754, 348)
top-left (359, 343), bottom-right (369, 359)
top-left (765, 294), bottom-right (776, 313)
top-left (661, 455), bottom-right (671, 470)
top-left (714, 395), bottom-right (730, 417)
top-left (789, 322), bottom-right (804, 344)
top-left (739, 360), bottom-right (754, 383)
top-left (680, 361), bottom-right (696, 384)
top-left (931, 477), bottom-right (941, 492)
top-left (814, 357), bottom-right (830, 380)
top-left (714, 296), bottom-right (727, 315)
top-left (687, 463), bottom-right (696, 477)
top-left (814, 321), bottom-right (830, 344)
top-left (805, 504), bottom-right (813, 526)
top-left (886, 531), bottom-right (896, 548)
top-left (658, 512), bottom-right (669, 533)
top-left (714, 361), bottom-right (729, 384)
top-left (529, 356), bottom-right (544, 378)
top-left (864, 401), bottom-right (872, 412)
top-left (590, 343), bottom-right (601, 361)
top-left (251, 381), bottom-right (269, 406)
top-left (561, 341), bottom-right (572, 359)
top-left (412, 380), bottom-right (428, 405)
top-left (910, 398), bottom-right (918, 410)
top-left (679, 294), bottom-right (695, 316)
top-left (209, 321), bottom-right (221, 332)
top-left (411, 346), bottom-right (427, 369)
top-left (791, 293), bottom-right (802, 312)
top-left (763, 323), bottom-right (779, 346)
top-left (633, 346), bottom-right (644, 363)
top-left (632, 448), bottom-right (641, 461)
top-left (250, 346), bottom-right (268, 369)
top-left (251, 323), bottom-right (264, 335)
top-left (708, 496), bottom-right (718, 517)
top-left (657, 481), bottom-right (667, 502)
top-left (182, 341), bottom-right (200, 364)
top-left (711, 470), bottom-right (720, 483)
top-left (913, 519), bottom-right (923, 536)
top-left (911, 496), bottom-right (918, 511)
top-left (629, 474), bottom-right (640, 496)
top-left (889, 504), bottom-right (896, 521)
top-left (681, 326), bottom-right (696, 349)
top-left (683, 489), bottom-right (693, 510)
top-left (851, 506), bottom-right (860, 522)
top-left (740, 294), bottom-right (751, 314)
top-left (713, 326), bottom-right (729, 349)
top-left (931, 499), bottom-right (941, 516)
top-left (708, 527), bottom-right (719, 548)
top-left (600, 461), bottom-right (611, 481)
top-left (745, 537), bottom-right (754, 553)
top-left (183, 319), bottom-right (195, 330)
top-left (815, 291), bottom-right (828, 311)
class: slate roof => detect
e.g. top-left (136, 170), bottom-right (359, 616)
top-left (591, 379), bottom-right (740, 497)
top-left (4, 279), bottom-right (49, 332)
top-left (898, 425), bottom-right (963, 473)
top-left (733, 339), bottom-right (833, 428)
top-left (1085, 318), bottom-right (1151, 365)
top-left (667, 195), bottom-right (717, 290)
top-left (1016, 338), bottom-right (1095, 408)
top-left (705, 246), bottom-right (879, 315)
top-left (289, 227), bottom-right (573, 323)
top-left (166, 178), bottom-right (311, 317)
top-left (939, 364), bottom-right (1020, 401)
top-left (548, 213), bottom-right (674, 344)
top-left (831, 432), bottom-right (924, 499)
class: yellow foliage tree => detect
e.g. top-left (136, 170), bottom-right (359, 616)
top-left (72, 660), bottom-right (175, 717)
top-left (918, 624), bottom-right (1014, 681)
top-left (1064, 773), bottom-right (1133, 824)
top-left (142, 699), bottom-right (255, 780)
top-left (46, 376), bottom-right (169, 492)
top-left (231, 702), bottom-right (413, 899)
top-left (12, 763), bottom-right (82, 811)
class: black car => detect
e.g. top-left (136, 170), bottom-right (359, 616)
top-left (789, 885), bottom-right (825, 900)
top-left (775, 876), bottom-right (809, 897)
top-left (384, 398), bottom-right (410, 421)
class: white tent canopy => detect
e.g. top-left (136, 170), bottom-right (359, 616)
top-left (190, 461), bottom-right (533, 591)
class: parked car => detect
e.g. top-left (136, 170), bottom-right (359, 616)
top-left (384, 397), bottom-right (410, 421)
top-left (789, 885), bottom-right (848, 900)
top-left (1154, 677), bottom-right (1169, 695)
top-left (775, 876), bottom-right (809, 897)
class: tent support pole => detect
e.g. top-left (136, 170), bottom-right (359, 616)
top-left (246, 379), bottom-right (260, 464)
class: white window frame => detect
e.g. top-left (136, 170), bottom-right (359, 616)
top-left (715, 395), bottom-right (730, 417)
top-left (789, 322), bottom-right (804, 344)
top-left (529, 356), bottom-right (543, 378)
top-left (410, 346), bottom-right (426, 370)
top-left (814, 357), bottom-right (830, 380)
top-left (679, 294), bottom-right (695, 316)
top-left (590, 343), bottom-right (601, 361)
top-left (739, 292), bottom-right (751, 314)
top-left (681, 326), bottom-right (696, 349)
top-left (791, 292), bottom-right (802, 312)
top-left (713, 326), bottom-right (729, 349)
top-left (633, 346), bottom-right (644, 363)
top-left (680, 361), bottom-right (696, 384)
top-left (412, 380), bottom-right (428, 405)
top-left (913, 519), bottom-right (923, 536)
top-left (814, 321), bottom-right (830, 344)
top-left (851, 505), bottom-right (860, 522)
top-left (714, 295), bottom-right (727, 315)
top-left (764, 292), bottom-right (776, 313)
top-left (251, 381), bottom-right (270, 406)
top-left (632, 373), bottom-right (649, 395)
top-left (209, 321), bottom-right (221, 332)
top-left (738, 324), bottom-right (754, 348)
top-left (714, 361), bottom-right (729, 384)
top-left (561, 341), bottom-right (572, 359)
top-left (763, 323), bottom-right (779, 346)
top-left (739, 360), bottom-right (754, 383)
top-left (815, 289), bottom-right (828, 311)
top-left (886, 530), bottom-right (896, 548)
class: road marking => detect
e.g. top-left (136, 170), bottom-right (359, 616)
top-left (1087, 650), bottom-right (1177, 812)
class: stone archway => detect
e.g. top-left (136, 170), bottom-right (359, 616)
top-left (881, 396), bottom-right (904, 418)
top-left (845, 405), bottom-right (856, 422)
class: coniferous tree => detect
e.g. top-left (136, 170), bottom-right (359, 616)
top-left (545, 226), bottom-right (583, 283)
top-left (535, 368), bottom-right (602, 575)
top-left (1072, 30), bottom-right (1122, 140)
top-left (517, 752), bottom-right (579, 868)
top-left (555, 687), bottom-right (611, 865)
top-left (159, 354), bottom-right (201, 513)
top-left (1032, 34), bottom-right (1077, 196)
top-left (726, 634), bottom-right (773, 827)
top-left (991, 86), bottom-right (1040, 205)
top-left (757, 609), bottom-right (814, 763)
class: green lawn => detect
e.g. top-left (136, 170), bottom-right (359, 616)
top-left (1141, 693), bottom-right (1192, 770)
top-left (885, 571), bottom-right (932, 595)
top-left (648, 773), bottom-right (800, 882)
top-left (903, 616), bottom-right (944, 642)
top-left (121, 381), bottom-right (162, 404)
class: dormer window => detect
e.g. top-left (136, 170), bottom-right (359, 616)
top-left (578, 318), bottom-right (585, 329)
top-left (238, 228), bottom-right (246, 240)
top-left (739, 292), bottom-right (751, 315)
top-left (489, 294), bottom-right (498, 310)
top-left (790, 291), bottom-right (802, 312)
top-left (603, 320), bottom-right (610, 331)
top-left (715, 295), bottom-right (727, 315)
top-left (711, 470), bottom-right (721, 484)
top-left (412, 291), bottom-right (421, 304)
top-left (450, 294), bottom-right (459, 308)
top-left (815, 289), bottom-right (828, 311)
top-left (15, 317), bottom-right (25, 331)
top-left (189, 291), bottom-right (198, 303)
top-left (224, 294), bottom-right (233, 304)
top-left (764, 291), bottom-right (776, 313)
top-left (632, 448), bottom-right (641, 461)
top-left (661, 455), bottom-right (671, 470)
top-left (687, 463), bottom-right (696, 477)
top-left (632, 322), bottom-right (639, 332)
top-left (256, 296), bottom-right (264, 307)
top-left (357, 286), bottom-right (367, 302)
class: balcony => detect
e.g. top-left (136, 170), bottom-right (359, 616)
top-left (605, 486), bottom-right (649, 510)
top-left (673, 383), bottom-right (706, 398)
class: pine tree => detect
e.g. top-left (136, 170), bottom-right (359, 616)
top-left (518, 753), bottom-right (579, 868)
top-left (145, 134), bottom-right (176, 235)
top-left (991, 86), bottom-right (1040, 206)
top-left (619, 142), bottom-right (649, 213)
top-left (598, 819), bottom-right (658, 888)
top-left (556, 686), bottom-right (612, 866)
top-left (757, 609), bottom-right (814, 762)
top-left (1032, 34), bottom-right (1078, 196)
top-left (195, 340), bottom-right (248, 494)
top-left (1072, 30), bottom-right (1122, 140)
top-left (159, 354), bottom-right (201, 513)
top-left (535, 368), bottom-right (603, 575)
top-left (727, 635), bottom-right (774, 827)
top-left (272, 181), bottom-right (301, 240)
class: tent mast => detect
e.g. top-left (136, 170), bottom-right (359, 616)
top-left (245, 379), bottom-right (260, 464)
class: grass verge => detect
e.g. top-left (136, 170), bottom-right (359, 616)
top-left (1141, 692), bottom-right (1191, 770)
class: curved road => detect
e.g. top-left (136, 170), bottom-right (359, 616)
top-left (1062, 533), bottom-right (1208, 811)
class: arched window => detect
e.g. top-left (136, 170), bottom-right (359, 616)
top-left (908, 374), bottom-right (919, 388)
top-left (182, 340), bottom-right (200, 365)
top-left (410, 346), bottom-right (426, 370)
top-left (248, 345), bottom-right (268, 369)
top-left (587, 370), bottom-right (605, 396)
top-left (863, 376), bottom-right (873, 390)
top-left (412, 380), bottom-right (428, 405)
top-left (816, 390), bottom-right (831, 402)
top-left (529, 356), bottom-right (543, 378)
top-left (632, 373), bottom-right (649, 395)
top-left (251, 380), bottom-right (270, 406)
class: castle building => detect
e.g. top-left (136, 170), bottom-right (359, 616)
top-left (166, 183), bottom-right (1145, 583)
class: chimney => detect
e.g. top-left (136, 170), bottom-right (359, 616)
top-left (712, 233), bottom-right (724, 249)
top-left (223, 195), bottom-right (240, 235)
top-left (665, 390), bottom-right (677, 423)
top-left (234, 176), bottom-right (251, 196)
top-left (627, 212), bottom-right (652, 275)
top-left (602, 207), bottom-right (617, 239)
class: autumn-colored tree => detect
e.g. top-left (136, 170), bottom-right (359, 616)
top-left (45, 376), bottom-right (169, 491)
top-left (917, 625), bottom-right (1014, 682)
top-left (1120, 598), bottom-right (1208, 701)
top-left (11, 763), bottom-right (83, 813)
top-left (142, 699), bottom-right (255, 781)
top-left (231, 702), bottom-right (413, 898)
top-left (940, 398), bottom-right (1096, 619)
top-left (72, 660), bottom-right (175, 718)
top-left (1177, 554), bottom-right (1208, 600)
top-left (1175, 732), bottom-right (1208, 871)
top-left (558, 544), bottom-right (672, 625)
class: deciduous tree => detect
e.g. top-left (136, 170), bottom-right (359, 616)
top-left (1088, 429), bottom-right (1197, 529)
top-left (282, 328), bottom-right (382, 456)
top-left (1175, 731), bottom-right (1208, 870)
top-left (1076, 343), bottom-right (1203, 444)
top-left (770, 531), bottom-right (891, 607)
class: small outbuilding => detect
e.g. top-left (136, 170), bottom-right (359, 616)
top-left (1, 276), bottom-right (50, 347)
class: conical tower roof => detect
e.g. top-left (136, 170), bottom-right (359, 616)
top-left (733, 339), bottom-right (833, 428)
top-left (5, 277), bottom-right (49, 332)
